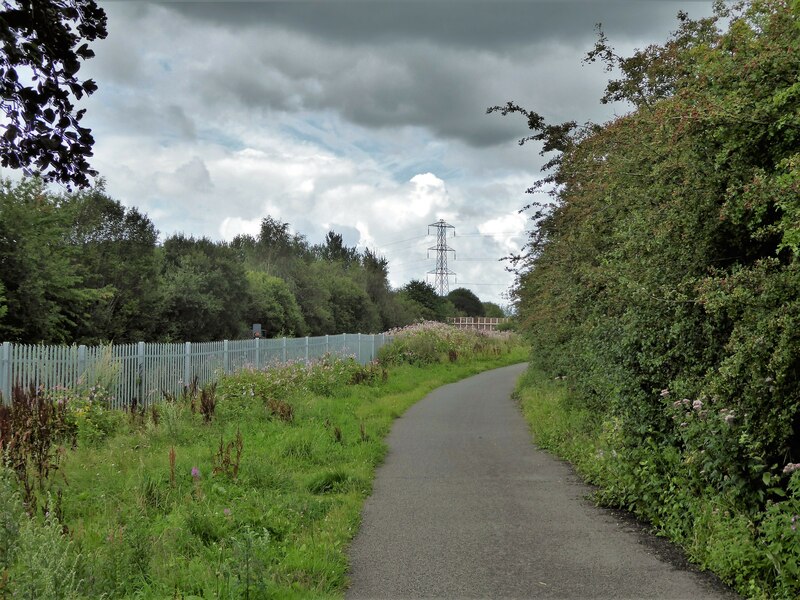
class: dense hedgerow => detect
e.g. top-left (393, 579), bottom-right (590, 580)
top-left (504, 1), bottom-right (800, 597)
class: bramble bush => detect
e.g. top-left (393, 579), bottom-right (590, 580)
top-left (505, 1), bottom-right (800, 596)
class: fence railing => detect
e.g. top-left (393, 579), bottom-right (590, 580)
top-left (447, 317), bottom-right (509, 331)
top-left (0, 333), bottom-right (388, 410)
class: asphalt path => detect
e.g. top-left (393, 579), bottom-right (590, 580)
top-left (346, 363), bottom-right (738, 599)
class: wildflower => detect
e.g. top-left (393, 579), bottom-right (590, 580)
top-left (224, 508), bottom-right (231, 517)
top-left (782, 463), bottom-right (800, 475)
top-left (191, 466), bottom-right (201, 480)
top-left (660, 389), bottom-right (670, 398)
top-left (692, 399), bottom-right (703, 411)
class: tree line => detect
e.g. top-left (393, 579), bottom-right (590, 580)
top-left (0, 178), bottom-right (502, 345)
top-left (499, 0), bottom-right (800, 593)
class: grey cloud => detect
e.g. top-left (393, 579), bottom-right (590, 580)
top-left (108, 2), bottom-right (713, 149)
top-left (174, 157), bottom-right (213, 192)
top-left (160, 1), bottom-right (707, 50)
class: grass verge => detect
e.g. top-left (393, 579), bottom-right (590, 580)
top-left (0, 335), bottom-right (527, 598)
top-left (515, 367), bottom-right (800, 600)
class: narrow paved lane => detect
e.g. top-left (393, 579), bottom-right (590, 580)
top-left (347, 363), bottom-right (736, 599)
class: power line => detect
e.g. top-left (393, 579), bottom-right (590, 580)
top-left (380, 234), bottom-right (429, 247)
top-left (454, 258), bottom-right (501, 262)
top-left (455, 231), bottom-right (533, 237)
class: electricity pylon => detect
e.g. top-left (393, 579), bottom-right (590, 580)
top-left (427, 219), bottom-right (455, 296)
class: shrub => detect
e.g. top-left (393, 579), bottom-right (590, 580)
top-left (8, 498), bottom-right (81, 599)
top-left (378, 321), bottom-right (516, 366)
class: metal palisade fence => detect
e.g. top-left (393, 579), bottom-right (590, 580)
top-left (0, 333), bottom-right (389, 410)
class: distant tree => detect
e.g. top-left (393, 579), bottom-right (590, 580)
top-left (399, 279), bottom-right (454, 322)
top-left (0, 178), bottom-right (101, 342)
top-left (318, 230), bottom-right (358, 265)
top-left (245, 271), bottom-right (307, 337)
top-left (325, 274), bottom-right (381, 333)
top-left (159, 235), bottom-right (249, 341)
top-left (290, 263), bottom-right (335, 336)
top-left (62, 186), bottom-right (161, 343)
top-left (482, 302), bottom-right (505, 318)
top-left (0, 0), bottom-right (107, 188)
top-left (447, 287), bottom-right (485, 316)
top-left (400, 280), bottom-right (439, 312)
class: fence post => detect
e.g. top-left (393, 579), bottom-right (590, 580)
top-left (325, 334), bottom-right (329, 356)
top-left (305, 336), bottom-right (309, 363)
top-left (254, 337), bottom-right (260, 369)
top-left (372, 334), bottom-right (376, 362)
top-left (137, 341), bottom-right (145, 405)
top-left (224, 340), bottom-right (230, 374)
top-left (357, 333), bottom-right (362, 364)
top-left (1, 342), bottom-right (10, 404)
top-left (184, 342), bottom-right (191, 389)
top-left (77, 344), bottom-right (87, 384)
top-left (282, 337), bottom-right (287, 363)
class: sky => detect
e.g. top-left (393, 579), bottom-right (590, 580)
top-left (42, 0), bottom-right (717, 307)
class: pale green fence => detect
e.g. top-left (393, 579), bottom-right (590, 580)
top-left (0, 333), bottom-right (388, 409)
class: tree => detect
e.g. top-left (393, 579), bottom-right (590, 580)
top-left (399, 279), bottom-right (455, 322)
top-left (0, 177), bottom-right (101, 342)
top-left (61, 186), bottom-right (161, 343)
top-left (159, 235), bottom-right (250, 341)
top-left (245, 271), bottom-right (307, 338)
top-left (317, 230), bottom-right (358, 265)
top-left (482, 302), bottom-right (505, 318)
top-left (447, 287), bottom-right (485, 316)
top-left (0, 0), bottom-right (107, 188)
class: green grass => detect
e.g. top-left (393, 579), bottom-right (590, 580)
top-left (514, 367), bottom-right (800, 600)
top-left (8, 343), bottom-right (528, 598)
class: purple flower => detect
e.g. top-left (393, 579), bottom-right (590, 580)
top-left (191, 466), bottom-right (201, 480)
top-left (692, 399), bottom-right (703, 411)
top-left (782, 463), bottom-right (800, 475)
top-left (224, 508), bottom-right (231, 517)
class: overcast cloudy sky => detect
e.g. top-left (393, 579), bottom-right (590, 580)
top-left (55, 1), bottom-right (716, 306)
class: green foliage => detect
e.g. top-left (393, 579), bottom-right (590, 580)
top-left (0, 183), bottom-right (504, 342)
top-left (68, 386), bottom-right (126, 447)
top-left (159, 234), bottom-right (250, 342)
top-left (0, 340), bottom-right (526, 596)
top-left (8, 499), bottom-right (81, 599)
top-left (0, 467), bottom-right (23, 571)
top-left (482, 301), bottom-right (505, 318)
top-left (0, 178), bottom-right (104, 343)
top-left (447, 287), bottom-right (485, 316)
top-left (503, 1), bottom-right (800, 596)
top-left (378, 321), bottom-right (519, 366)
top-left (62, 186), bottom-right (162, 343)
top-left (0, 0), bottom-right (107, 189)
top-left (246, 270), bottom-right (307, 337)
